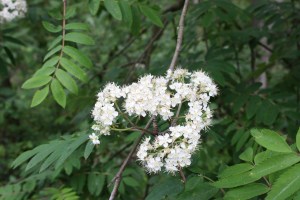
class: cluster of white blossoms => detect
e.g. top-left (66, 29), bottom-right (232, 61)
top-left (0, 0), bottom-right (27, 24)
top-left (90, 68), bottom-right (217, 173)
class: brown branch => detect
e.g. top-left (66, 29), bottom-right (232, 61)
top-left (169, 0), bottom-right (190, 71)
top-left (178, 166), bottom-right (186, 183)
top-left (108, 117), bottom-right (154, 200)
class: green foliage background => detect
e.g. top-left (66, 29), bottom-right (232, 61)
top-left (1, 0), bottom-right (300, 199)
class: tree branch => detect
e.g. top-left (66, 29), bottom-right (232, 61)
top-left (169, 0), bottom-right (190, 71)
top-left (108, 117), bottom-right (154, 200)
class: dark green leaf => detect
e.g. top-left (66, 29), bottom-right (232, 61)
top-left (119, 1), bottom-right (133, 27)
top-left (296, 128), bottom-right (300, 152)
top-left (84, 141), bottom-right (94, 160)
top-left (104, 0), bottom-right (122, 20)
top-left (139, 4), bottom-right (163, 27)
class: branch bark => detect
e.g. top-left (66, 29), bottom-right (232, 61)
top-left (108, 117), bottom-right (154, 200)
top-left (169, 0), bottom-right (190, 71)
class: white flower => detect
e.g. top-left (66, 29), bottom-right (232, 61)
top-left (89, 133), bottom-right (100, 145)
top-left (0, 0), bottom-right (27, 24)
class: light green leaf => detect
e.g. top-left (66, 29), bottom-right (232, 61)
top-left (55, 69), bottom-right (78, 94)
top-left (266, 164), bottom-right (300, 200)
top-left (119, 1), bottom-right (133, 27)
top-left (22, 75), bottom-right (52, 89)
top-left (60, 58), bottom-right (88, 82)
top-left (104, 0), bottom-right (122, 20)
top-left (34, 66), bottom-right (56, 77)
top-left (296, 127), bottom-right (300, 152)
top-left (48, 36), bottom-right (62, 50)
top-left (65, 6), bottom-right (76, 19)
top-left (239, 147), bottom-right (253, 162)
top-left (43, 45), bottom-right (62, 61)
top-left (65, 32), bottom-right (95, 45)
top-left (251, 129), bottom-right (292, 153)
top-left (42, 56), bottom-right (59, 68)
top-left (250, 153), bottom-right (300, 178)
top-left (42, 21), bottom-right (62, 33)
top-left (63, 46), bottom-right (93, 68)
top-left (31, 86), bottom-right (49, 107)
top-left (51, 79), bottom-right (66, 108)
top-left (219, 163), bottom-right (253, 179)
top-left (254, 150), bottom-right (282, 165)
top-left (65, 23), bottom-right (89, 30)
top-left (224, 183), bottom-right (269, 200)
top-left (139, 4), bottom-right (163, 27)
top-left (84, 141), bottom-right (94, 160)
top-left (213, 171), bottom-right (260, 188)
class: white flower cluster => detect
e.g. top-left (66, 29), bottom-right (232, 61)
top-left (90, 68), bottom-right (217, 173)
top-left (137, 69), bottom-right (217, 173)
top-left (0, 0), bottom-right (27, 24)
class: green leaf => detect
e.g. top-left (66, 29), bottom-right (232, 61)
top-left (31, 86), bottom-right (49, 107)
top-left (251, 129), bottom-right (292, 153)
top-left (266, 164), bottom-right (300, 200)
top-left (219, 163), bottom-right (254, 179)
top-left (250, 153), bottom-right (300, 178)
top-left (104, 0), bottom-right (122, 20)
top-left (89, 0), bottom-right (102, 15)
top-left (131, 6), bottom-right (141, 35)
top-left (224, 183), bottom-right (269, 200)
top-left (48, 36), bottom-right (62, 50)
top-left (84, 141), bottom-right (94, 160)
top-left (65, 32), bottom-right (95, 45)
top-left (22, 75), bottom-right (52, 89)
top-left (55, 69), bottom-right (78, 94)
top-left (25, 141), bottom-right (61, 171)
top-left (88, 172), bottom-right (105, 196)
top-left (119, 1), bottom-right (133, 27)
top-left (55, 134), bottom-right (88, 169)
top-left (43, 45), bottom-right (62, 61)
top-left (42, 56), bottom-right (59, 67)
top-left (296, 127), bottom-right (300, 151)
top-left (65, 6), bottom-right (76, 19)
top-left (11, 147), bottom-right (44, 168)
top-left (123, 177), bottom-right (139, 187)
top-left (42, 21), bottom-right (62, 33)
top-left (239, 147), bottom-right (253, 162)
top-left (60, 58), bottom-right (88, 82)
top-left (213, 171), bottom-right (260, 188)
top-left (177, 177), bottom-right (218, 200)
top-left (146, 177), bottom-right (184, 200)
top-left (39, 142), bottom-right (65, 172)
top-left (65, 23), bottom-right (89, 30)
top-left (63, 46), bottom-right (93, 68)
top-left (254, 150), bottom-right (282, 165)
top-left (34, 66), bottom-right (56, 77)
top-left (139, 4), bottom-right (163, 27)
top-left (51, 79), bottom-right (66, 108)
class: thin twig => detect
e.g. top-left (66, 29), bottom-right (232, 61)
top-left (169, 0), bottom-right (190, 71)
top-left (178, 166), bottom-right (186, 183)
top-left (108, 117), bottom-right (154, 200)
